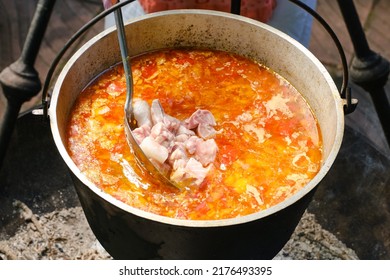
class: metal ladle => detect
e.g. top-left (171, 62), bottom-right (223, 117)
top-left (111, 2), bottom-right (180, 190)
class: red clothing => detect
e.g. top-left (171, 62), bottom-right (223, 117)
top-left (138, 0), bottom-right (277, 22)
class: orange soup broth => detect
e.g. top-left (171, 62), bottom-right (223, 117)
top-left (67, 49), bottom-right (323, 220)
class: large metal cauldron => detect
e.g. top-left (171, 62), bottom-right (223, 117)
top-left (49, 10), bottom-right (345, 259)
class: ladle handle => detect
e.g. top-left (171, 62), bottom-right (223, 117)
top-left (112, 1), bottom-right (134, 115)
top-left (288, 0), bottom-right (357, 114)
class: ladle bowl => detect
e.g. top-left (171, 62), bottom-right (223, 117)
top-left (111, 2), bottom-right (181, 190)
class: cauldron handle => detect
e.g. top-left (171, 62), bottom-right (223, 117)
top-left (289, 0), bottom-right (357, 114)
top-left (41, 0), bottom-right (136, 118)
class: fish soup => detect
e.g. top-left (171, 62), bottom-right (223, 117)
top-left (66, 49), bottom-right (322, 220)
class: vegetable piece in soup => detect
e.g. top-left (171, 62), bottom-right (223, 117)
top-left (67, 49), bottom-right (323, 220)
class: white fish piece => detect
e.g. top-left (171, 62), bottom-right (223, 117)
top-left (170, 158), bottom-right (210, 187)
top-left (170, 166), bottom-right (187, 185)
top-left (151, 99), bottom-right (165, 124)
top-left (185, 109), bottom-right (216, 129)
top-left (195, 139), bottom-right (218, 166)
top-left (133, 99), bottom-right (152, 127)
top-left (197, 123), bottom-right (217, 139)
top-left (135, 99), bottom-right (219, 187)
top-left (140, 136), bottom-right (169, 164)
top-left (163, 114), bottom-right (181, 135)
top-left (182, 158), bottom-right (211, 186)
top-left (185, 109), bottom-right (217, 139)
top-left (184, 136), bottom-right (202, 155)
top-left (150, 122), bottom-right (176, 151)
top-left (175, 133), bottom-right (191, 143)
top-left (132, 124), bottom-right (151, 144)
top-left (176, 125), bottom-right (196, 137)
top-left (168, 143), bottom-right (188, 167)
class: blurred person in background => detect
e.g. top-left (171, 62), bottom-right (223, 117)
top-left (103, 0), bottom-right (316, 47)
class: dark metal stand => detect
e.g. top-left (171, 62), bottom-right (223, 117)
top-left (337, 0), bottom-right (390, 145)
top-left (0, 0), bottom-right (56, 169)
top-left (231, 0), bottom-right (241, 15)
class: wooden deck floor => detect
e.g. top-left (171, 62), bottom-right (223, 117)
top-left (0, 0), bottom-right (104, 113)
top-left (1, 0), bottom-right (390, 259)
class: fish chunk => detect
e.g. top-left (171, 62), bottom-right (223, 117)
top-left (150, 122), bottom-right (176, 151)
top-left (133, 99), bottom-right (152, 127)
top-left (168, 144), bottom-right (188, 168)
top-left (170, 158), bottom-right (211, 187)
top-left (134, 99), bottom-right (219, 187)
top-left (139, 136), bottom-right (169, 164)
top-left (194, 139), bottom-right (218, 166)
top-left (185, 109), bottom-right (217, 139)
top-left (151, 99), bottom-right (165, 124)
top-left (132, 124), bottom-right (151, 144)
top-left (184, 136), bottom-right (202, 155)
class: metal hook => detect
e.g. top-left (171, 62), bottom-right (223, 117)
top-left (288, 0), bottom-right (358, 114)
